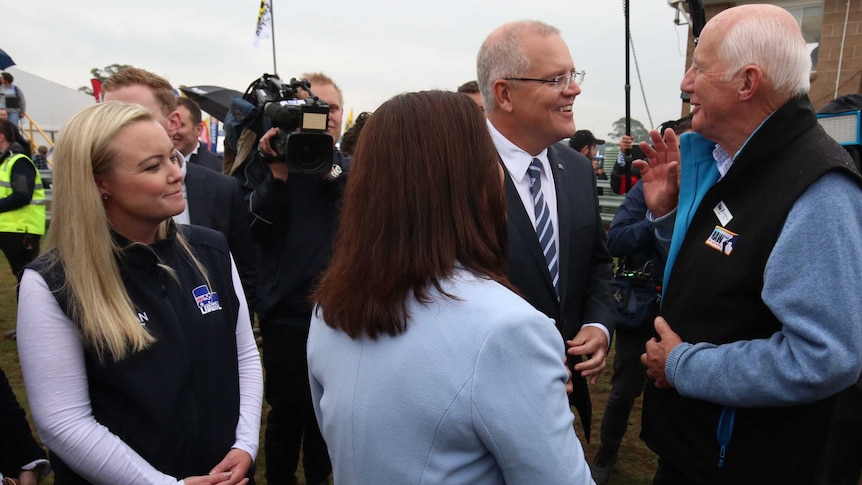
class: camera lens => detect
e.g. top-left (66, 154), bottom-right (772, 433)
top-left (286, 133), bottom-right (333, 174)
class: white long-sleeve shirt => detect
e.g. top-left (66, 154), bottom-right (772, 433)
top-left (17, 257), bottom-right (263, 485)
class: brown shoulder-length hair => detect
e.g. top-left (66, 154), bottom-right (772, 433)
top-left (313, 90), bottom-right (510, 339)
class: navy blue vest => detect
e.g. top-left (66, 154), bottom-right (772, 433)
top-left (30, 224), bottom-right (243, 483)
top-left (642, 95), bottom-right (862, 484)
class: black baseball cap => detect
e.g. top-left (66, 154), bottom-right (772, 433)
top-left (568, 130), bottom-right (606, 151)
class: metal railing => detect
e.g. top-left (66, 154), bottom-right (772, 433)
top-left (597, 179), bottom-right (625, 225)
top-left (21, 113), bottom-right (55, 162)
top-left (40, 169), bottom-right (52, 222)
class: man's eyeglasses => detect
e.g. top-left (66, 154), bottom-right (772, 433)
top-left (503, 70), bottom-right (586, 91)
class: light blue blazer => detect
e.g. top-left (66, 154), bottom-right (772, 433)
top-left (308, 268), bottom-right (594, 485)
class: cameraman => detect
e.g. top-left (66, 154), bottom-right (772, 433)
top-left (234, 72), bottom-right (346, 485)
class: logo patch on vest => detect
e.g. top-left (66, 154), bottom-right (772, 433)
top-left (192, 285), bottom-right (223, 315)
top-left (705, 225), bottom-right (739, 256)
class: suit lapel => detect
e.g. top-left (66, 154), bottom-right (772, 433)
top-left (503, 166), bottom-right (555, 295)
top-left (548, 147), bottom-right (570, 307)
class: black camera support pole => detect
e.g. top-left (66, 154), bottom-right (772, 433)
top-left (623, 0), bottom-right (632, 192)
top-left (270, 0), bottom-right (278, 75)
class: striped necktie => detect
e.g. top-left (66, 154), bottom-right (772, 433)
top-left (528, 158), bottom-right (560, 298)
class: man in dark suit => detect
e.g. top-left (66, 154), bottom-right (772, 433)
top-left (183, 162), bottom-right (257, 311)
top-left (103, 67), bottom-right (256, 311)
top-left (477, 20), bottom-right (616, 442)
top-left (174, 97), bottom-right (223, 173)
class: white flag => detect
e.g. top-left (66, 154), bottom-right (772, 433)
top-left (254, 0), bottom-right (272, 47)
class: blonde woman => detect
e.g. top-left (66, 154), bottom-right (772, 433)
top-left (16, 102), bottom-right (262, 485)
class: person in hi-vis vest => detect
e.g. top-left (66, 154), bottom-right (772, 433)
top-left (0, 119), bottom-right (44, 285)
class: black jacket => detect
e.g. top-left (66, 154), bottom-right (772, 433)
top-left (0, 366), bottom-right (46, 479)
top-left (233, 151), bottom-right (349, 325)
top-left (0, 150), bottom-right (37, 214)
top-left (642, 95), bottom-right (862, 484)
top-left (502, 142), bottom-right (615, 441)
top-left (189, 142), bottom-right (223, 173)
top-left (185, 163), bottom-right (257, 312)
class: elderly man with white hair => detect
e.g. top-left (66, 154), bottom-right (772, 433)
top-left (638, 4), bottom-right (862, 484)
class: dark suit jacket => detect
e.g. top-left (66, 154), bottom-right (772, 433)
top-left (185, 163), bottom-right (257, 311)
top-left (189, 142), bottom-right (223, 173)
top-left (1, 366), bottom-right (46, 478)
top-left (503, 142), bottom-right (616, 441)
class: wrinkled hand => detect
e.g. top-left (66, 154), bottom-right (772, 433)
top-left (640, 316), bottom-right (683, 389)
top-left (566, 326), bottom-right (608, 385)
top-left (635, 129), bottom-right (681, 218)
top-left (209, 448), bottom-right (253, 485)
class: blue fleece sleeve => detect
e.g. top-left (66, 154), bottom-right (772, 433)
top-left (607, 182), bottom-right (654, 257)
top-left (666, 172), bottom-right (862, 406)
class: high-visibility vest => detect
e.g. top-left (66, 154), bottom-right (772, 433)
top-left (0, 152), bottom-right (46, 235)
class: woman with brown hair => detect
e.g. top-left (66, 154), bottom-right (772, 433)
top-left (309, 91), bottom-right (592, 484)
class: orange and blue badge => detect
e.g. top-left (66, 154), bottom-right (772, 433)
top-left (705, 225), bottom-right (739, 256)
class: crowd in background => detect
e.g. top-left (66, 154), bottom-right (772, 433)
top-left (2, 4), bottom-right (862, 485)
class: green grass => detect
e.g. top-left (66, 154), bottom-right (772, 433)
top-left (0, 253), bottom-right (657, 484)
top-left (583, 377), bottom-right (658, 484)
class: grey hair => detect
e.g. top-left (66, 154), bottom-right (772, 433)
top-left (477, 20), bottom-right (561, 114)
top-left (718, 13), bottom-right (810, 97)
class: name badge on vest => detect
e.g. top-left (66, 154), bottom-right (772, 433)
top-left (713, 200), bottom-right (733, 226)
top-left (705, 225), bottom-right (739, 256)
top-left (192, 285), bottom-right (223, 315)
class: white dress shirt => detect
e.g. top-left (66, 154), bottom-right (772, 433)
top-left (487, 119), bottom-right (560, 253)
top-left (172, 154), bottom-right (191, 225)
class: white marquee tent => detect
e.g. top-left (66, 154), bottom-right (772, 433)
top-left (5, 66), bottom-right (95, 148)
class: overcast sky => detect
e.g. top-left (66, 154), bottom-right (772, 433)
top-left (5, 0), bottom-right (692, 138)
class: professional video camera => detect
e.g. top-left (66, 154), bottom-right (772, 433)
top-left (249, 73), bottom-right (333, 174)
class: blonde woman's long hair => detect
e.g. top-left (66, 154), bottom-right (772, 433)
top-left (44, 102), bottom-right (183, 361)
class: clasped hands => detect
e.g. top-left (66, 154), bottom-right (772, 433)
top-left (183, 449), bottom-right (253, 485)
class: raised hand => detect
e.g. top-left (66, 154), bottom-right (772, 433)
top-left (634, 128), bottom-right (681, 218)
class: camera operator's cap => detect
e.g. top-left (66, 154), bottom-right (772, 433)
top-left (568, 130), bottom-right (606, 151)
